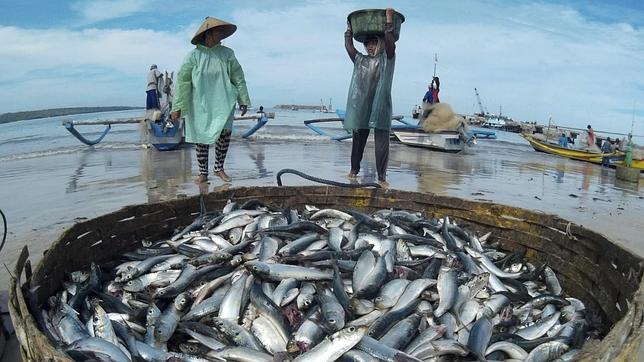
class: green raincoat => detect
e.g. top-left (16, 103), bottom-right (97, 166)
top-left (172, 44), bottom-right (251, 144)
top-left (343, 52), bottom-right (395, 132)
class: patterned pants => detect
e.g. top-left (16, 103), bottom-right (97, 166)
top-left (196, 130), bottom-right (232, 175)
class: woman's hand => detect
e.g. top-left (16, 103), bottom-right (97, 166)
top-left (345, 20), bottom-right (352, 38)
top-left (171, 111), bottom-right (181, 122)
top-left (385, 8), bottom-right (394, 23)
top-left (240, 105), bottom-right (247, 116)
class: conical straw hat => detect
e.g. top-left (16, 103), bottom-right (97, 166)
top-left (191, 16), bottom-right (237, 45)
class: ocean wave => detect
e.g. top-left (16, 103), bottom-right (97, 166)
top-left (476, 138), bottom-right (531, 148)
top-left (0, 135), bottom-right (51, 146)
top-left (244, 133), bottom-right (334, 142)
top-left (0, 143), bottom-right (142, 161)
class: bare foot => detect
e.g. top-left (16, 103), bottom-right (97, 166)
top-left (214, 170), bottom-right (232, 182)
top-left (194, 175), bottom-right (208, 184)
top-left (347, 171), bottom-right (358, 179)
top-left (378, 179), bottom-right (390, 188)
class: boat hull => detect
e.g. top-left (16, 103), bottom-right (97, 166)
top-left (393, 129), bottom-right (464, 153)
top-left (148, 120), bottom-right (184, 151)
top-left (523, 134), bottom-right (643, 171)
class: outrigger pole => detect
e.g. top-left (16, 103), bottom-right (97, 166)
top-left (62, 118), bottom-right (143, 146)
top-left (63, 113), bottom-right (275, 147)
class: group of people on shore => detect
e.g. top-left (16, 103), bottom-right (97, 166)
top-left (556, 124), bottom-right (634, 167)
top-left (156, 9), bottom-right (400, 186)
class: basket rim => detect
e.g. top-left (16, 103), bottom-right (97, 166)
top-left (347, 8), bottom-right (406, 23)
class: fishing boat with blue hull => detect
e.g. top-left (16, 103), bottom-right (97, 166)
top-left (148, 119), bottom-right (184, 151)
top-left (304, 110), bottom-right (419, 141)
top-left (468, 129), bottom-right (496, 139)
top-left (63, 112), bottom-right (274, 150)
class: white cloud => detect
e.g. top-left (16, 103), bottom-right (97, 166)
top-left (0, 24), bottom-right (193, 110)
top-left (70, 0), bottom-right (153, 24)
top-left (1, 1), bottom-right (643, 135)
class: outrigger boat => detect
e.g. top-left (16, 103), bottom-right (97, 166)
top-left (303, 110), bottom-right (416, 141)
top-left (522, 133), bottom-right (644, 170)
top-left (305, 110), bottom-right (495, 147)
top-left (63, 112), bottom-right (274, 151)
top-left (392, 129), bottom-right (466, 153)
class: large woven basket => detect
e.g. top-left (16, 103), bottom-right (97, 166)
top-left (8, 186), bottom-right (644, 361)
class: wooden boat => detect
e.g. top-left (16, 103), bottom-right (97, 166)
top-left (7, 186), bottom-right (644, 361)
top-left (393, 129), bottom-right (465, 153)
top-left (523, 133), bottom-right (644, 170)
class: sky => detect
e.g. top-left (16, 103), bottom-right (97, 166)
top-left (0, 0), bottom-right (643, 134)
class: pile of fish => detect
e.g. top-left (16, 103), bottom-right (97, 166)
top-left (36, 199), bottom-right (599, 361)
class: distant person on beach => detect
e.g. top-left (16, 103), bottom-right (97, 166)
top-left (422, 85), bottom-right (433, 104)
top-left (586, 124), bottom-right (596, 148)
top-left (162, 70), bottom-right (174, 109)
top-left (431, 76), bottom-right (440, 103)
top-left (146, 64), bottom-right (163, 110)
top-left (171, 16), bottom-right (250, 184)
top-left (558, 133), bottom-right (568, 148)
top-left (344, 8), bottom-right (397, 186)
top-left (601, 137), bottom-right (612, 166)
top-left (625, 133), bottom-right (634, 167)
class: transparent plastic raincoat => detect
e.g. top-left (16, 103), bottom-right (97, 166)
top-left (172, 44), bottom-right (250, 144)
top-left (343, 52), bottom-right (395, 131)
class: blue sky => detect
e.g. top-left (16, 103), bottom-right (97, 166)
top-left (1, 0), bottom-right (643, 135)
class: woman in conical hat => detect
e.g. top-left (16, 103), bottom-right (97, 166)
top-left (171, 16), bottom-right (251, 183)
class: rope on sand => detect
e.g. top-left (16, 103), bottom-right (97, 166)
top-left (276, 169), bottom-right (381, 188)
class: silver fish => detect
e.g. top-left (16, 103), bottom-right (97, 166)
top-left (293, 326), bottom-right (366, 362)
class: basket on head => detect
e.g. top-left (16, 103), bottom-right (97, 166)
top-left (348, 9), bottom-right (405, 42)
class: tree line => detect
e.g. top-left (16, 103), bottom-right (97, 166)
top-left (0, 106), bottom-right (142, 124)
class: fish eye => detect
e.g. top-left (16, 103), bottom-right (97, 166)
top-left (328, 319), bottom-right (336, 324)
top-left (348, 326), bottom-right (355, 332)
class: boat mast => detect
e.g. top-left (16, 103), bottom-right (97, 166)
top-left (433, 53), bottom-right (438, 77)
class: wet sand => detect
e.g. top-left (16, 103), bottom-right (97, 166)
top-left (1, 130), bottom-right (643, 360)
top-left (1, 135), bottom-right (642, 293)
